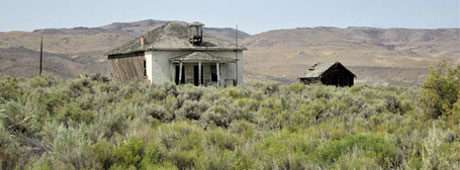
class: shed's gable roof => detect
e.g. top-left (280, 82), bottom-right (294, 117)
top-left (300, 62), bottom-right (356, 78)
top-left (108, 22), bottom-right (243, 56)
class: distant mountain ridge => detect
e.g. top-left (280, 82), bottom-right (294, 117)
top-left (0, 19), bottom-right (458, 85)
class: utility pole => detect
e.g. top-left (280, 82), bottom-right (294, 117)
top-left (39, 36), bottom-right (43, 76)
top-left (235, 25), bottom-right (239, 85)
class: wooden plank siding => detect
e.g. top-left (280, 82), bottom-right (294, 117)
top-left (111, 55), bottom-right (146, 81)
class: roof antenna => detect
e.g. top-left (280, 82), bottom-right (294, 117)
top-left (39, 36), bottom-right (44, 76)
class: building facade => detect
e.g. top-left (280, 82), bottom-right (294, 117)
top-left (107, 22), bottom-right (245, 86)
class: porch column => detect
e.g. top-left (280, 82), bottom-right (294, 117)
top-left (178, 62), bottom-right (183, 84)
top-left (216, 63), bottom-right (220, 86)
top-left (198, 62), bottom-right (202, 86)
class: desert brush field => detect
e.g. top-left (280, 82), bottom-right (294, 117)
top-left (1, 63), bottom-right (460, 169)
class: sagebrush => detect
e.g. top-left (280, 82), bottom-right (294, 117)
top-left (1, 67), bottom-right (460, 169)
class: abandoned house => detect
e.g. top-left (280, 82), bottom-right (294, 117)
top-left (299, 62), bottom-right (356, 87)
top-left (107, 22), bottom-right (246, 86)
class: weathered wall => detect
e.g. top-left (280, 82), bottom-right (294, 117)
top-left (184, 64), bottom-right (194, 83)
top-left (145, 52), bottom-right (153, 83)
top-left (207, 51), bottom-right (244, 85)
top-left (110, 53), bottom-right (145, 81)
top-left (202, 64), bottom-right (212, 84)
top-left (145, 50), bottom-right (244, 85)
top-left (145, 51), bottom-right (188, 84)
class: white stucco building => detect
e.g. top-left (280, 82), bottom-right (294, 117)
top-left (107, 22), bottom-right (246, 86)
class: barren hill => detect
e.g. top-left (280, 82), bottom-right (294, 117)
top-left (0, 20), bottom-right (458, 85)
top-left (0, 47), bottom-right (85, 78)
top-left (243, 27), bottom-right (460, 85)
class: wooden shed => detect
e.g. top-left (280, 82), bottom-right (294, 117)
top-left (299, 62), bottom-right (356, 87)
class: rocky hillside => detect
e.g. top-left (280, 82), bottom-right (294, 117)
top-left (0, 20), bottom-right (458, 85)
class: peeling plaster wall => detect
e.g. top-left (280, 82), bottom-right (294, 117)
top-left (145, 50), bottom-right (244, 85)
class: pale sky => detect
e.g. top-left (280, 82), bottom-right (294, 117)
top-left (1, 0), bottom-right (459, 34)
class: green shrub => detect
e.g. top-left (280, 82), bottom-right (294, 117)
top-left (205, 128), bottom-right (240, 151)
top-left (256, 130), bottom-right (318, 169)
top-left (0, 100), bottom-right (46, 137)
top-left (332, 149), bottom-right (381, 170)
top-left (29, 76), bottom-right (55, 88)
top-left (202, 104), bottom-right (234, 128)
top-left (175, 100), bottom-right (208, 120)
top-left (140, 142), bottom-right (162, 168)
top-left (256, 97), bottom-right (284, 129)
top-left (202, 150), bottom-right (237, 170)
top-left (312, 133), bottom-right (398, 168)
top-left (421, 63), bottom-right (460, 118)
top-left (222, 87), bottom-right (249, 99)
top-left (229, 120), bottom-right (256, 139)
top-left (55, 103), bottom-right (95, 126)
top-left (152, 122), bottom-right (205, 169)
top-left (0, 76), bottom-right (22, 102)
top-left (50, 125), bottom-right (95, 169)
top-left (143, 104), bottom-right (172, 121)
top-left (0, 73), bottom-right (459, 169)
top-left (0, 126), bottom-right (23, 170)
top-left (91, 140), bottom-right (114, 169)
top-left (177, 85), bottom-right (204, 101)
top-left (112, 138), bottom-right (145, 168)
top-left (296, 99), bottom-right (328, 123)
top-left (88, 110), bottom-right (128, 139)
top-left (285, 82), bottom-right (305, 94)
top-left (449, 101), bottom-right (460, 126)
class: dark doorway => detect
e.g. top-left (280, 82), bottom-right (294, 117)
top-left (211, 65), bottom-right (218, 82)
top-left (193, 65), bottom-right (199, 85)
top-left (175, 65), bottom-right (185, 84)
